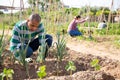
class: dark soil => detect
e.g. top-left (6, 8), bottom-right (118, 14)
top-left (1, 48), bottom-right (120, 80)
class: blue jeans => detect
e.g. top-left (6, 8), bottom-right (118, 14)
top-left (15, 34), bottom-right (53, 58)
top-left (68, 29), bottom-right (82, 37)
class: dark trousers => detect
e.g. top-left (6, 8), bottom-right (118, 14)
top-left (19, 34), bottom-right (53, 58)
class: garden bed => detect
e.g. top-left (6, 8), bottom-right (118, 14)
top-left (1, 48), bottom-right (120, 80)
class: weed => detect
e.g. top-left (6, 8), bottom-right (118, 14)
top-left (65, 61), bottom-right (76, 75)
top-left (90, 59), bottom-right (101, 70)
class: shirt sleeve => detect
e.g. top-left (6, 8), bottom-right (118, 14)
top-left (10, 25), bottom-right (21, 52)
top-left (38, 23), bottom-right (45, 44)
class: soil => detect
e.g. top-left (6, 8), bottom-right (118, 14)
top-left (0, 31), bottom-right (120, 80)
top-left (1, 46), bottom-right (120, 80)
top-left (66, 36), bottom-right (120, 61)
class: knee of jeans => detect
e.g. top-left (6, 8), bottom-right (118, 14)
top-left (18, 45), bottom-right (33, 58)
top-left (45, 34), bottom-right (53, 47)
top-left (69, 32), bottom-right (74, 36)
top-left (78, 32), bottom-right (82, 35)
top-left (13, 47), bottom-right (33, 58)
top-left (26, 46), bottom-right (33, 58)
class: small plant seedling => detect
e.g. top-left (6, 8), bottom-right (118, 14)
top-left (53, 32), bottom-right (67, 75)
top-left (37, 65), bottom-right (47, 79)
top-left (65, 61), bottom-right (76, 75)
top-left (55, 32), bottom-right (67, 62)
top-left (90, 59), bottom-right (101, 70)
top-left (0, 68), bottom-right (14, 80)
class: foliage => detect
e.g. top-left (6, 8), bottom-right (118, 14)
top-left (65, 8), bottom-right (80, 16)
top-left (95, 25), bottom-right (120, 35)
top-left (95, 29), bottom-right (106, 35)
top-left (0, 11), bottom-right (4, 15)
top-left (15, 45), bottom-right (30, 77)
top-left (70, 8), bottom-right (80, 16)
top-left (37, 33), bottom-right (47, 63)
top-left (83, 22), bottom-right (120, 35)
top-left (0, 68), bottom-right (14, 80)
top-left (53, 32), bottom-right (67, 76)
top-left (37, 65), bottom-right (47, 79)
top-left (0, 23), bottom-right (5, 65)
top-left (114, 39), bottom-right (120, 48)
top-left (84, 22), bottom-right (98, 27)
top-left (28, 0), bottom-right (36, 7)
top-left (0, 14), bottom-right (19, 30)
top-left (54, 32), bottom-right (67, 61)
top-left (65, 61), bottom-right (76, 75)
top-left (90, 7), bottom-right (99, 15)
top-left (14, 32), bottom-right (32, 77)
top-left (79, 6), bottom-right (88, 15)
top-left (90, 59), bottom-right (101, 70)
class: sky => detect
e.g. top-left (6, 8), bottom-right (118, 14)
top-left (61, 0), bottom-right (120, 10)
top-left (0, 0), bottom-right (29, 13)
top-left (0, 0), bottom-right (29, 7)
top-left (0, 0), bottom-right (120, 13)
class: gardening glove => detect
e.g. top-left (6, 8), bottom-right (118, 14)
top-left (25, 58), bottom-right (33, 63)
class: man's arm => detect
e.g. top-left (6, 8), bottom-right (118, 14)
top-left (10, 25), bottom-right (21, 52)
top-left (38, 23), bottom-right (45, 44)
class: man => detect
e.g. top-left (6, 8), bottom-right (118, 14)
top-left (98, 20), bottom-right (107, 29)
top-left (10, 13), bottom-right (53, 61)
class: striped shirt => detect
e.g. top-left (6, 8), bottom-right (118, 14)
top-left (10, 20), bottom-right (44, 52)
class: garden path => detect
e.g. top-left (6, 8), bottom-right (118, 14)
top-left (66, 37), bottom-right (120, 61)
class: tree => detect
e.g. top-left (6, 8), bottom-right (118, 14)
top-left (28, 0), bottom-right (36, 8)
top-left (0, 11), bottom-right (4, 15)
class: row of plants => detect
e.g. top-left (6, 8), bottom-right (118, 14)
top-left (0, 32), bottom-right (101, 79)
top-left (0, 0), bottom-right (119, 79)
top-left (0, 23), bottom-right (101, 79)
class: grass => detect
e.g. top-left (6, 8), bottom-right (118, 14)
top-left (114, 40), bottom-right (120, 47)
top-left (114, 39), bottom-right (120, 48)
top-left (0, 23), bottom-right (13, 30)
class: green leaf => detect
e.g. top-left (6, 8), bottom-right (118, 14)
top-left (90, 59), bottom-right (99, 67)
top-left (90, 59), bottom-right (101, 71)
top-left (95, 65), bottom-right (101, 70)
top-left (0, 68), bottom-right (14, 80)
top-left (65, 61), bottom-right (76, 71)
top-left (37, 65), bottom-right (47, 79)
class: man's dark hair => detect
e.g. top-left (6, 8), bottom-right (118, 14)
top-left (29, 13), bottom-right (41, 22)
top-left (103, 20), bottom-right (106, 23)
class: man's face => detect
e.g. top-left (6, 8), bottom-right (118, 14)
top-left (27, 19), bottom-right (40, 31)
